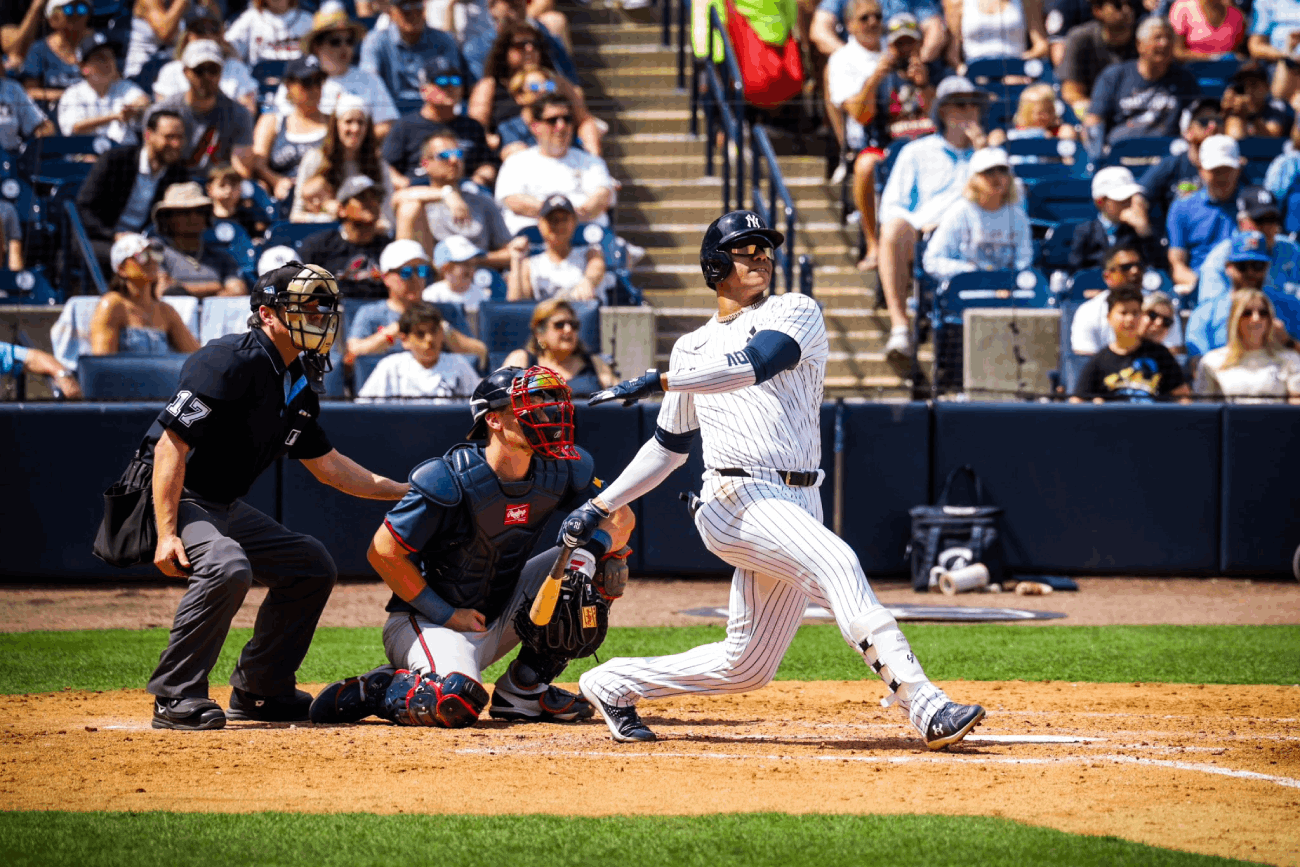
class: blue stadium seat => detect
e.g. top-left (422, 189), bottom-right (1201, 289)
top-left (25, 135), bottom-right (110, 163)
top-left (205, 220), bottom-right (258, 285)
top-left (429, 300), bottom-right (474, 335)
top-left (873, 138), bottom-right (909, 194)
top-left (0, 177), bottom-right (36, 223)
top-left (1065, 267), bottom-right (1107, 302)
top-left (0, 267), bottom-right (60, 305)
top-left (929, 269), bottom-right (1051, 391)
top-left (1186, 58), bottom-right (1241, 97)
top-left (1025, 178), bottom-right (1095, 225)
top-left (965, 56), bottom-right (1053, 85)
top-left (131, 53), bottom-right (170, 95)
top-left (264, 220), bottom-right (335, 252)
top-left (352, 352), bottom-right (385, 393)
top-left (1038, 220), bottom-right (1083, 272)
top-left (470, 268), bottom-right (508, 303)
top-left (981, 83), bottom-right (1027, 132)
top-left (1238, 137), bottom-right (1285, 185)
top-left (77, 354), bottom-right (188, 400)
top-left (478, 300), bottom-right (600, 372)
top-left (1101, 136), bottom-right (1178, 169)
top-left (243, 180), bottom-right (285, 224)
top-left (1003, 136), bottom-right (1085, 167)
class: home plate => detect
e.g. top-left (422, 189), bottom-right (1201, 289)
top-left (966, 734), bottom-right (1102, 744)
top-left (680, 604), bottom-right (1065, 622)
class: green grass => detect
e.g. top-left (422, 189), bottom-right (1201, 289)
top-left (1, 624), bottom-right (1297, 695)
top-left (0, 812), bottom-right (1255, 867)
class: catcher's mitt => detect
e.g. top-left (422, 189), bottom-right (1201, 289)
top-left (515, 565), bottom-right (610, 660)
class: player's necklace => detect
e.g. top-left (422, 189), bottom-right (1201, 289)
top-left (717, 295), bottom-right (767, 324)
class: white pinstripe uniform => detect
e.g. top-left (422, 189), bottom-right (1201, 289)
top-left (582, 292), bottom-right (955, 738)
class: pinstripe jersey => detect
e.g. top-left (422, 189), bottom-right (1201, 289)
top-left (658, 292), bottom-right (828, 471)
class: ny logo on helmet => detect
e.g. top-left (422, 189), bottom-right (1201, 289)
top-left (745, 214), bottom-right (761, 228)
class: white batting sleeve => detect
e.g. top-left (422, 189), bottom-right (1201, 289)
top-left (667, 353), bottom-right (758, 394)
top-left (595, 437), bottom-right (690, 511)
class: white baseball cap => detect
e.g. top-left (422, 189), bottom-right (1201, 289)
top-left (1091, 166), bottom-right (1144, 202)
top-left (181, 39), bottom-right (224, 70)
top-left (109, 233), bottom-right (156, 272)
top-left (968, 147), bottom-right (1010, 175)
top-left (434, 235), bottom-right (484, 267)
top-left (257, 245), bottom-right (297, 276)
top-left (1199, 134), bottom-right (1243, 171)
top-left (380, 238), bottom-right (430, 273)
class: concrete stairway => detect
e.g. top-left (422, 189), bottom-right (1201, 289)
top-left (568, 4), bottom-right (922, 395)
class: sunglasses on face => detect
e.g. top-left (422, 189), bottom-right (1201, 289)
top-left (536, 114), bottom-right (572, 127)
top-left (1235, 262), bottom-right (1269, 273)
top-left (511, 39), bottom-right (539, 51)
top-left (730, 244), bottom-right (772, 258)
top-left (1143, 312), bottom-right (1173, 328)
top-left (397, 264), bottom-right (434, 281)
top-left (526, 79), bottom-right (557, 93)
top-left (189, 21), bottom-right (220, 36)
top-left (1107, 261), bottom-right (1143, 273)
top-left (434, 148), bottom-right (464, 161)
top-left (322, 35), bottom-right (355, 49)
top-left (432, 75), bottom-right (462, 88)
top-left (1242, 307), bottom-right (1272, 318)
top-left (130, 247), bottom-right (164, 266)
top-left (58, 2), bottom-right (89, 16)
top-left (1193, 114), bottom-right (1223, 126)
top-left (949, 99), bottom-right (982, 109)
top-left (549, 319), bottom-right (579, 331)
top-left (192, 64), bottom-right (222, 78)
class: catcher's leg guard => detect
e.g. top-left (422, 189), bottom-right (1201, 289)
top-left (381, 670), bottom-right (489, 728)
top-left (849, 607), bottom-right (948, 735)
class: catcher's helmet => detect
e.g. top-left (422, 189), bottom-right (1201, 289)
top-left (251, 261), bottom-right (343, 357)
top-left (699, 210), bottom-right (785, 289)
top-left (466, 366), bottom-right (578, 459)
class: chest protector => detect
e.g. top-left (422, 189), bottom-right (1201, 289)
top-left (423, 444), bottom-right (573, 622)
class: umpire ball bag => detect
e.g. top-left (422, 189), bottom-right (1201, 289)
top-left (92, 445), bottom-right (156, 568)
top-left (905, 465), bottom-right (1005, 592)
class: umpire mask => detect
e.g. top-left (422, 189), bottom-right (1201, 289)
top-left (253, 262), bottom-right (343, 358)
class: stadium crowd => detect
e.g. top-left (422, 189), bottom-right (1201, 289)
top-left (0, 0), bottom-right (1298, 402)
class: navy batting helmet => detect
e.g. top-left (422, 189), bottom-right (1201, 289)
top-left (699, 210), bottom-right (785, 289)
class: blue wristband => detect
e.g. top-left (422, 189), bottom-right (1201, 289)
top-left (587, 529), bottom-right (612, 561)
top-left (410, 585), bottom-right (455, 626)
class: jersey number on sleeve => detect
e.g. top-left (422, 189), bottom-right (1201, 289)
top-left (166, 390), bottom-right (212, 427)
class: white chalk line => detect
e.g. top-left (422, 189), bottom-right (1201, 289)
top-left (453, 747), bottom-right (1300, 789)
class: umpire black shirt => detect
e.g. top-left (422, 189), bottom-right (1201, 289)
top-left (142, 327), bottom-right (332, 504)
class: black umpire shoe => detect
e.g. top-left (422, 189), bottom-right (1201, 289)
top-left (924, 701), bottom-right (985, 751)
top-left (579, 673), bottom-right (655, 743)
top-left (309, 665), bottom-right (396, 724)
top-left (227, 687), bottom-right (313, 722)
top-left (152, 696), bottom-right (226, 731)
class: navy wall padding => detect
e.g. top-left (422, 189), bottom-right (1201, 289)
top-left (0, 403), bottom-right (275, 578)
top-left (932, 404), bottom-right (1222, 574)
top-left (1219, 406), bottom-right (1300, 574)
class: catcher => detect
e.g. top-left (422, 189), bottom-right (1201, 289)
top-left (309, 366), bottom-right (634, 728)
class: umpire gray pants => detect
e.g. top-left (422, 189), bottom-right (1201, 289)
top-left (146, 494), bottom-right (337, 701)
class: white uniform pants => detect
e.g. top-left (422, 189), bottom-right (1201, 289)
top-left (583, 474), bottom-right (886, 707)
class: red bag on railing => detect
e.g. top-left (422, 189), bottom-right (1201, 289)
top-left (724, 0), bottom-right (804, 109)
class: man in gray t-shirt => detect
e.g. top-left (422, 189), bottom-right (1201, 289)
top-left (151, 40), bottom-right (254, 176)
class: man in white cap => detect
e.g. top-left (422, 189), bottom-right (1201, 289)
top-left (1070, 165), bottom-right (1164, 270)
top-left (150, 39), bottom-right (255, 176)
top-left (877, 74), bottom-right (987, 376)
top-left (1166, 135), bottom-right (1262, 291)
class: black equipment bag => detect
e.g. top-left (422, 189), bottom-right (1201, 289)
top-left (906, 465), bottom-right (1004, 591)
top-left (92, 452), bottom-right (157, 568)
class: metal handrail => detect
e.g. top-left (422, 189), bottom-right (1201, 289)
top-left (690, 5), bottom-right (746, 212)
top-left (63, 199), bottom-right (109, 296)
top-left (749, 125), bottom-right (798, 292)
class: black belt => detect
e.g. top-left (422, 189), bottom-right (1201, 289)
top-left (717, 468), bottom-right (818, 487)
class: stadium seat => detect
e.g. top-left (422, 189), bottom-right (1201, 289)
top-left (49, 296), bottom-right (99, 370)
top-left (1038, 220), bottom-right (1083, 272)
top-left (479, 300), bottom-right (599, 371)
top-left (872, 139), bottom-right (909, 194)
top-left (198, 296), bottom-right (254, 345)
top-left (161, 295), bottom-right (200, 338)
top-left (1101, 136), bottom-right (1178, 169)
top-left (0, 267), bottom-right (60, 305)
top-left (1003, 137), bottom-right (1085, 167)
top-left (242, 180), bottom-right (285, 225)
top-left (205, 220), bottom-right (258, 286)
top-left (1186, 58), bottom-right (1241, 97)
top-left (264, 220), bottom-right (335, 252)
top-left (965, 56), bottom-right (1053, 86)
top-left (429, 300), bottom-right (474, 336)
top-left (25, 135), bottom-right (110, 163)
top-left (77, 353), bottom-right (188, 400)
top-left (131, 53), bottom-right (170, 96)
top-left (352, 352), bottom-right (385, 393)
top-left (1238, 137), bottom-right (1285, 185)
top-left (1065, 268), bottom-right (1107, 302)
top-left (929, 269), bottom-right (1051, 390)
top-left (0, 177), bottom-right (37, 224)
top-left (1025, 178), bottom-right (1095, 225)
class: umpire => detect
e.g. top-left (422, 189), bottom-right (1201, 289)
top-left (142, 262), bottom-right (408, 731)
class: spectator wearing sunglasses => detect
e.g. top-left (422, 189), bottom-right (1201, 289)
top-left (153, 7), bottom-right (260, 117)
top-left (356, 302), bottom-right (481, 401)
top-left (1071, 242), bottom-right (1184, 355)
top-left (461, 0), bottom-right (578, 86)
top-left (125, 0), bottom-right (224, 79)
top-left (360, 0), bottom-right (468, 105)
top-left (226, 0), bottom-right (315, 68)
top-left (502, 297), bottom-right (615, 396)
top-left (383, 55), bottom-right (494, 188)
top-left (251, 54), bottom-right (329, 201)
top-left (1071, 283), bottom-right (1189, 402)
top-left (57, 32), bottom-right (150, 143)
top-left (1197, 191), bottom-right (1300, 307)
top-left (347, 238), bottom-right (488, 364)
top-left (18, 0), bottom-right (90, 106)
top-left (1194, 289), bottom-right (1300, 402)
top-left (1138, 291), bottom-right (1180, 351)
top-left (498, 66), bottom-right (583, 160)
top-left (1186, 231), bottom-right (1300, 355)
top-left (394, 128), bottom-right (513, 269)
top-left (90, 233), bottom-right (201, 357)
top-left (150, 40), bottom-right (256, 178)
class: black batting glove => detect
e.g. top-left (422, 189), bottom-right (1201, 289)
top-left (559, 499), bottom-right (610, 550)
top-left (588, 369), bottom-right (664, 407)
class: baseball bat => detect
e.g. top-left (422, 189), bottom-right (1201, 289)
top-left (529, 543), bottom-right (577, 626)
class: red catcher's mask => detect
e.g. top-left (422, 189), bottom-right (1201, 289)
top-left (508, 366), bottom-right (577, 460)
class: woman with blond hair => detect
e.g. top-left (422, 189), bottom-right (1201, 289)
top-left (921, 146), bottom-right (1034, 281)
top-left (1195, 289), bottom-right (1300, 402)
top-left (988, 83), bottom-right (1077, 150)
top-left (502, 298), bottom-right (615, 396)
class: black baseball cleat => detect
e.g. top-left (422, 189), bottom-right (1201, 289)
top-left (227, 687), bottom-right (313, 722)
top-left (924, 701), bottom-right (986, 750)
top-left (579, 673), bottom-right (655, 743)
top-left (152, 696), bottom-right (226, 731)
top-left (489, 682), bottom-right (594, 723)
top-left (309, 666), bottom-right (396, 724)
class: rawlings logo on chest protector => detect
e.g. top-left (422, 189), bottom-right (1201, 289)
top-left (504, 503), bottom-right (530, 525)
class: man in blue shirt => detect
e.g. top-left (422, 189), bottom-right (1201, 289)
top-left (0, 340), bottom-right (80, 398)
top-left (1197, 191), bottom-right (1300, 306)
top-left (1186, 232), bottom-right (1300, 356)
top-left (359, 0), bottom-right (467, 105)
top-left (1085, 17), bottom-right (1198, 152)
top-left (1139, 97), bottom-right (1221, 232)
top-left (1166, 135), bottom-right (1261, 291)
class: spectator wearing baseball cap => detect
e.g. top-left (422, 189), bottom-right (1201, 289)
top-left (877, 75), bottom-right (988, 374)
top-left (149, 38), bottom-right (256, 177)
top-left (1196, 189), bottom-right (1300, 306)
top-left (298, 175), bottom-right (394, 300)
top-left (507, 193), bottom-right (612, 304)
top-left (383, 55), bottom-right (494, 188)
top-left (922, 147), bottom-right (1034, 282)
top-left (152, 9), bottom-right (260, 117)
top-left (57, 32), bottom-right (151, 143)
top-left (18, 0), bottom-right (92, 105)
top-left (1166, 135), bottom-right (1263, 292)
top-left (91, 232), bottom-right (200, 358)
top-left (1186, 231), bottom-right (1300, 355)
top-left (425, 236), bottom-right (492, 322)
top-left (1138, 97), bottom-right (1223, 234)
top-left (1070, 165), bottom-right (1166, 271)
top-left (251, 54), bottom-right (330, 202)
top-left (359, 0), bottom-right (468, 105)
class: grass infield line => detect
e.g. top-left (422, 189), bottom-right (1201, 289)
top-left (0, 624), bottom-right (1298, 695)
top-left (0, 811), bottom-right (1256, 867)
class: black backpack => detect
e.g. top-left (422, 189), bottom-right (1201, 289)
top-left (906, 466), bottom-right (1005, 591)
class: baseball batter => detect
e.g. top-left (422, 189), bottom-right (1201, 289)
top-left (559, 210), bottom-right (985, 749)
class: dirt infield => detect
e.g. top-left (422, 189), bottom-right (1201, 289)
top-left (2, 578), bottom-right (1298, 865)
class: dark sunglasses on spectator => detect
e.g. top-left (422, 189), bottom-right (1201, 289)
top-left (397, 264), bottom-right (434, 281)
top-left (1143, 312), bottom-right (1173, 328)
top-left (857, 12), bottom-right (882, 21)
top-left (189, 20), bottom-right (220, 35)
top-left (730, 244), bottom-right (772, 258)
top-left (1193, 114), bottom-right (1222, 126)
top-left (949, 99), bottom-right (982, 109)
top-left (1107, 261), bottom-right (1143, 273)
top-left (512, 39), bottom-right (539, 51)
top-left (131, 246), bottom-right (165, 266)
top-left (537, 114), bottom-right (572, 127)
top-left (434, 148), bottom-right (464, 161)
top-left (192, 64), bottom-right (222, 78)
top-left (1242, 307), bottom-right (1272, 318)
top-left (432, 75), bottom-right (462, 88)
top-left (396, 0), bottom-right (425, 9)
top-left (549, 319), bottom-right (579, 330)
top-left (323, 35), bottom-right (355, 48)
top-left (58, 2), bottom-right (90, 16)
top-left (1235, 262), bottom-right (1269, 273)
top-left (526, 80), bottom-right (557, 93)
